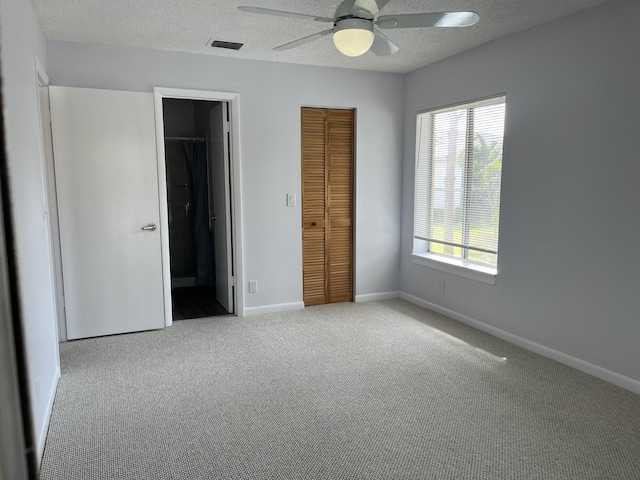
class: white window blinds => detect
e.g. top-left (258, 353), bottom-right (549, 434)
top-left (414, 96), bottom-right (506, 267)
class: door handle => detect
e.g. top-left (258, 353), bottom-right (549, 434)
top-left (141, 223), bottom-right (157, 231)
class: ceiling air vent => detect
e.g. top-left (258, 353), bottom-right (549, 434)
top-left (210, 40), bottom-right (244, 50)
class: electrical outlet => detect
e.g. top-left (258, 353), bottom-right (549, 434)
top-left (439, 278), bottom-right (445, 294)
top-left (287, 193), bottom-right (296, 207)
top-left (249, 280), bottom-right (258, 293)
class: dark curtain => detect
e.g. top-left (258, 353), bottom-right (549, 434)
top-left (183, 140), bottom-right (214, 286)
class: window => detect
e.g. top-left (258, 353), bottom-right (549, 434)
top-left (413, 96), bottom-right (506, 281)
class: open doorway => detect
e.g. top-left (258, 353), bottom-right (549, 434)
top-left (162, 98), bottom-right (235, 320)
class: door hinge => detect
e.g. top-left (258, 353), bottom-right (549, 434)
top-left (230, 276), bottom-right (236, 287)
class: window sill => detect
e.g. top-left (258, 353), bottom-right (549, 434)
top-left (411, 253), bottom-right (497, 285)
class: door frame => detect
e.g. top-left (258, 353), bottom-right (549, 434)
top-left (35, 57), bottom-right (67, 342)
top-left (0, 71), bottom-right (33, 478)
top-left (153, 87), bottom-right (244, 323)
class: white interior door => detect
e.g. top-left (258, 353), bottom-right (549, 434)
top-left (35, 64), bottom-right (65, 341)
top-left (50, 86), bottom-right (165, 339)
top-left (209, 103), bottom-right (234, 313)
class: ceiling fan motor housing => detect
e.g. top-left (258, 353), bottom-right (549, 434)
top-left (333, 17), bottom-right (374, 34)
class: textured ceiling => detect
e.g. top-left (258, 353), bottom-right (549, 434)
top-left (32, 0), bottom-right (606, 73)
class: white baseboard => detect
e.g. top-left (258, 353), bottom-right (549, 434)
top-left (400, 292), bottom-right (640, 395)
top-left (36, 367), bottom-right (60, 468)
top-left (244, 301), bottom-right (305, 316)
top-left (354, 291), bottom-right (400, 303)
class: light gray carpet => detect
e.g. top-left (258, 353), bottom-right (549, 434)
top-left (40, 299), bottom-right (640, 479)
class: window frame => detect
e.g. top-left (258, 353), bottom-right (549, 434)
top-left (412, 95), bottom-right (506, 285)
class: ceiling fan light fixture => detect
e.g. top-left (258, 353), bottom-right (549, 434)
top-left (333, 18), bottom-right (374, 57)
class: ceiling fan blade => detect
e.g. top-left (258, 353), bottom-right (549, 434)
top-left (273, 29), bottom-right (334, 51)
top-left (370, 28), bottom-right (400, 56)
top-left (351, 0), bottom-right (379, 18)
top-left (374, 0), bottom-right (392, 12)
top-left (376, 12), bottom-right (480, 29)
top-left (237, 6), bottom-right (334, 23)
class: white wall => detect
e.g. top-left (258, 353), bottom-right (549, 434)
top-left (46, 42), bottom-right (404, 310)
top-left (0, 0), bottom-right (61, 461)
top-left (401, 0), bottom-right (640, 384)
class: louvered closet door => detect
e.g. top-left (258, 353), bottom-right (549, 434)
top-left (301, 108), bottom-right (354, 306)
top-left (302, 108), bottom-right (327, 306)
top-left (327, 110), bottom-right (354, 303)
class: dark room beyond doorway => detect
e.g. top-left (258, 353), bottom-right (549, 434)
top-left (162, 98), bottom-right (235, 319)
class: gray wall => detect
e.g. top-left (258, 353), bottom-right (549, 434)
top-left (401, 0), bottom-right (640, 382)
top-left (0, 0), bottom-right (61, 461)
top-left (46, 42), bottom-right (404, 309)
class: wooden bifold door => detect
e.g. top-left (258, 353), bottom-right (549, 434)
top-left (301, 107), bottom-right (354, 306)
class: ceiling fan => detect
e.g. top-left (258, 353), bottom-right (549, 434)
top-left (238, 0), bottom-right (479, 57)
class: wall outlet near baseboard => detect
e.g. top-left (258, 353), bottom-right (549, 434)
top-left (249, 280), bottom-right (258, 293)
top-left (439, 278), bottom-right (445, 294)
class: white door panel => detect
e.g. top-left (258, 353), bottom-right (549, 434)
top-left (50, 87), bottom-right (165, 339)
top-left (210, 103), bottom-right (234, 313)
